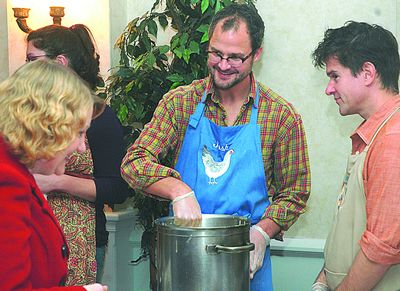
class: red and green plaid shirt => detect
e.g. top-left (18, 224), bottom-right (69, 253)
top-left (122, 73), bottom-right (311, 230)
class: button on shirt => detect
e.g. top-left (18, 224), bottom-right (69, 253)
top-left (350, 97), bottom-right (400, 265)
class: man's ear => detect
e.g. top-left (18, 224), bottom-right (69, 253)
top-left (361, 61), bottom-right (376, 86)
top-left (54, 54), bottom-right (69, 67)
top-left (253, 47), bottom-right (263, 62)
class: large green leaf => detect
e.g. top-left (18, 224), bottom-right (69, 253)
top-left (158, 15), bottom-right (168, 29)
top-left (166, 74), bottom-right (184, 82)
top-left (147, 52), bottom-right (156, 67)
top-left (117, 104), bottom-right (128, 122)
top-left (196, 24), bottom-right (209, 33)
top-left (189, 41), bottom-right (200, 54)
top-left (173, 46), bottom-right (184, 58)
top-left (147, 19), bottom-right (158, 37)
top-left (157, 45), bottom-right (170, 54)
top-left (180, 32), bottom-right (189, 46)
top-left (183, 49), bottom-right (191, 63)
top-left (201, 30), bottom-right (209, 43)
top-left (201, 0), bottom-right (210, 13)
top-left (215, 0), bottom-right (222, 12)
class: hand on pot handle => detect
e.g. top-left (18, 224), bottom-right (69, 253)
top-left (84, 283), bottom-right (108, 291)
top-left (249, 225), bottom-right (270, 279)
top-left (172, 191), bottom-right (202, 227)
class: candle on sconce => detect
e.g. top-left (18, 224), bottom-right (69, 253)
top-left (11, 0), bottom-right (67, 33)
top-left (11, 0), bottom-right (32, 33)
top-left (49, 6), bottom-right (65, 25)
top-left (49, 0), bottom-right (66, 25)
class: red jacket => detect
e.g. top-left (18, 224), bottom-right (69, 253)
top-left (0, 137), bottom-right (84, 291)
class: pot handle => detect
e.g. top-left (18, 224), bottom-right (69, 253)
top-left (206, 243), bottom-right (255, 254)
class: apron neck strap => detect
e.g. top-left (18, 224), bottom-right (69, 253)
top-left (366, 106), bottom-right (400, 150)
top-left (188, 91), bottom-right (208, 128)
top-left (250, 84), bottom-right (260, 124)
top-left (190, 84), bottom-right (260, 128)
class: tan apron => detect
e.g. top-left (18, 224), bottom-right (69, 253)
top-left (324, 107), bottom-right (400, 291)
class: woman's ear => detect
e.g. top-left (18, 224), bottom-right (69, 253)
top-left (54, 54), bottom-right (69, 67)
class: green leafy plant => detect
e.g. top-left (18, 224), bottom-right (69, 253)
top-left (107, 0), bottom-right (256, 244)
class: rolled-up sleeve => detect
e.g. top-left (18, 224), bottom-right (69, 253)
top-left (360, 128), bottom-right (400, 265)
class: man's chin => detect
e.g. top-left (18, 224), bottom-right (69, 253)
top-left (213, 76), bottom-right (238, 90)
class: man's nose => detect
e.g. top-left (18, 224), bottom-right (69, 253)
top-left (325, 81), bottom-right (335, 96)
top-left (217, 58), bottom-right (232, 70)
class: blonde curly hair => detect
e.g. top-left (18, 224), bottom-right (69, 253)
top-left (0, 60), bottom-right (96, 167)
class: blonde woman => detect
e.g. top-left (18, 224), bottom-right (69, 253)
top-left (0, 60), bottom-right (107, 291)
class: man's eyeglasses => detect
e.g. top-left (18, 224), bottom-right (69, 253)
top-left (206, 49), bottom-right (256, 67)
top-left (25, 54), bottom-right (50, 63)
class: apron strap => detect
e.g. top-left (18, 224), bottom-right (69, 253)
top-left (250, 84), bottom-right (260, 125)
top-left (365, 106), bottom-right (400, 150)
top-left (189, 85), bottom-right (261, 128)
top-left (188, 91), bottom-right (207, 128)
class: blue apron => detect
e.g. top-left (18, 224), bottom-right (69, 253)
top-left (174, 87), bottom-right (273, 291)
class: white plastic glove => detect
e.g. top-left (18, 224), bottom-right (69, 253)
top-left (311, 282), bottom-right (329, 291)
top-left (83, 283), bottom-right (108, 291)
top-left (172, 191), bottom-right (202, 226)
top-left (249, 225), bottom-right (270, 279)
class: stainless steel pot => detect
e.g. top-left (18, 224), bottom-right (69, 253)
top-left (155, 214), bottom-right (254, 291)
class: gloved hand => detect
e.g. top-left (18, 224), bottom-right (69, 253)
top-left (83, 283), bottom-right (108, 291)
top-left (311, 282), bottom-right (329, 291)
top-left (172, 191), bottom-right (202, 227)
top-left (249, 225), bottom-right (270, 279)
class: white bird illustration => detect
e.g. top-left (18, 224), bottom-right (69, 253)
top-left (201, 145), bottom-right (234, 185)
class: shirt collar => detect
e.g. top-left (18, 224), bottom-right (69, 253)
top-left (205, 72), bottom-right (258, 107)
top-left (351, 97), bottom-right (400, 144)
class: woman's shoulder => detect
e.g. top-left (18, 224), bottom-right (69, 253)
top-left (87, 106), bottom-right (123, 136)
top-left (0, 140), bottom-right (32, 186)
top-left (0, 159), bottom-right (33, 199)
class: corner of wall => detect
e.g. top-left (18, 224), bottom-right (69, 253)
top-left (0, 0), bottom-right (10, 82)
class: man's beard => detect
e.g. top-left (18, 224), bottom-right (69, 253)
top-left (211, 67), bottom-right (250, 90)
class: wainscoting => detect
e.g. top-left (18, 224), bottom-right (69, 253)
top-left (271, 238), bottom-right (325, 291)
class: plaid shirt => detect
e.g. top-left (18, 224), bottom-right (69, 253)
top-left (121, 73), bottom-right (311, 230)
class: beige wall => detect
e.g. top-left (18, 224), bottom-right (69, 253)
top-left (2, 0), bottom-right (400, 240)
top-left (256, 0), bottom-right (399, 238)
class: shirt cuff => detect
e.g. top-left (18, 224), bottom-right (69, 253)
top-left (360, 230), bottom-right (400, 265)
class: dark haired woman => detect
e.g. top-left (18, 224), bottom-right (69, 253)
top-left (26, 24), bottom-right (131, 285)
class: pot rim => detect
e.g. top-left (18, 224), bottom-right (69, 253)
top-left (155, 214), bottom-right (251, 230)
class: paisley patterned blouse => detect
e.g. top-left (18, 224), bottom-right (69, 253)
top-left (47, 138), bottom-right (96, 285)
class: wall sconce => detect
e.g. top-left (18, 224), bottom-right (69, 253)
top-left (12, 5), bottom-right (65, 33)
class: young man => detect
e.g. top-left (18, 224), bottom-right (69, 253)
top-left (122, 3), bottom-right (311, 290)
top-left (312, 21), bottom-right (400, 291)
